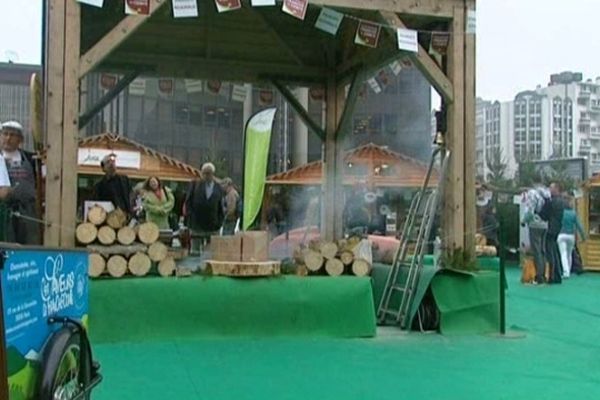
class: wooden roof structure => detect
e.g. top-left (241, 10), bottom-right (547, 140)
top-left (75, 133), bottom-right (202, 181)
top-left (266, 143), bottom-right (438, 187)
top-left (42, 0), bottom-right (476, 253)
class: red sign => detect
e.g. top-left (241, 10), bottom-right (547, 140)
top-left (126, 0), bottom-right (150, 15)
top-left (430, 32), bottom-right (450, 55)
top-left (259, 90), bottom-right (274, 106)
top-left (214, 0), bottom-right (241, 13)
top-left (309, 86), bottom-right (325, 101)
top-left (100, 74), bottom-right (117, 90)
top-left (158, 79), bottom-right (174, 96)
top-left (282, 0), bottom-right (308, 21)
top-left (206, 80), bottom-right (222, 95)
top-left (354, 21), bottom-right (381, 48)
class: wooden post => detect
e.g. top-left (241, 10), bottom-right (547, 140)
top-left (443, 6), bottom-right (466, 251)
top-left (463, 1), bottom-right (477, 254)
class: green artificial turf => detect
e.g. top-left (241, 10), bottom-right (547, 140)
top-left (90, 267), bottom-right (600, 400)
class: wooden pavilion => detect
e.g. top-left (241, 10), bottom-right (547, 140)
top-left (43, 0), bottom-right (476, 253)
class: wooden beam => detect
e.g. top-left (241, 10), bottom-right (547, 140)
top-left (271, 80), bottom-right (326, 141)
top-left (44, 0), bottom-right (66, 246)
top-left (311, 0), bottom-right (455, 18)
top-left (79, 0), bottom-right (166, 78)
top-left (378, 11), bottom-right (454, 103)
top-left (247, 8), bottom-right (305, 66)
top-left (443, 6), bottom-right (466, 251)
top-left (463, 1), bottom-right (477, 254)
top-left (79, 71), bottom-right (139, 129)
top-left (336, 69), bottom-right (365, 138)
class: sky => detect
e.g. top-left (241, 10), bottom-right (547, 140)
top-left (0, 0), bottom-right (599, 102)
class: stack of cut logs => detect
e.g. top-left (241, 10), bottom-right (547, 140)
top-left (293, 237), bottom-right (372, 277)
top-left (76, 205), bottom-right (176, 278)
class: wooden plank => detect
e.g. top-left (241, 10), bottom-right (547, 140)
top-left (207, 260), bottom-right (281, 277)
top-left (79, 0), bottom-right (166, 78)
top-left (443, 6), bottom-right (466, 250)
top-left (44, 0), bottom-right (66, 246)
top-left (463, 2), bottom-right (477, 254)
top-left (79, 70), bottom-right (139, 128)
top-left (60, 0), bottom-right (81, 247)
top-left (311, 0), bottom-right (455, 18)
top-left (271, 80), bottom-right (326, 141)
top-left (378, 11), bottom-right (454, 103)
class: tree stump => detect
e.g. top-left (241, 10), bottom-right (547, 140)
top-left (88, 253), bottom-right (105, 278)
top-left (138, 222), bottom-right (160, 244)
top-left (128, 252), bottom-right (152, 276)
top-left (158, 256), bottom-right (176, 277)
top-left (148, 241), bottom-right (168, 262)
top-left (76, 223), bottom-right (97, 245)
top-left (117, 226), bottom-right (136, 245)
top-left (352, 259), bottom-right (372, 277)
top-left (325, 258), bottom-right (344, 276)
top-left (107, 255), bottom-right (128, 278)
top-left (97, 226), bottom-right (116, 245)
top-left (106, 208), bottom-right (127, 229)
top-left (87, 205), bottom-right (107, 226)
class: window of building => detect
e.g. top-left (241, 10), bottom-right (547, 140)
top-left (217, 108), bottom-right (231, 129)
top-left (384, 114), bottom-right (398, 135)
top-left (353, 115), bottom-right (368, 135)
top-left (204, 106), bottom-right (217, 126)
top-left (369, 114), bottom-right (383, 135)
top-left (175, 103), bottom-right (190, 124)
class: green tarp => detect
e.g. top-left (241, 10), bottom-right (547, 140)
top-left (89, 276), bottom-right (376, 343)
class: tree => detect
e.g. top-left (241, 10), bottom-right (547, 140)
top-left (485, 147), bottom-right (511, 188)
top-left (546, 160), bottom-right (576, 193)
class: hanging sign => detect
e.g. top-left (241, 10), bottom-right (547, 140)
top-left (185, 79), bottom-right (203, 93)
top-left (466, 9), bottom-right (477, 34)
top-left (377, 69), bottom-right (390, 90)
top-left (367, 77), bottom-right (381, 94)
top-left (206, 80), bottom-right (222, 95)
top-left (315, 8), bottom-right (344, 35)
top-left (430, 32), bottom-right (450, 56)
top-left (231, 84), bottom-right (248, 102)
top-left (354, 21), bottom-right (381, 48)
top-left (129, 78), bottom-right (146, 96)
top-left (158, 78), bottom-right (175, 97)
top-left (397, 28), bottom-right (419, 53)
top-left (215, 0), bottom-right (241, 13)
top-left (401, 58), bottom-right (413, 68)
top-left (77, 0), bottom-right (104, 7)
top-left (251, 0), bottom-right (276, 6)
top-left (78, 148), bottom-right (142, 169)
top-left (309, 86), bottom-right (325, 101)
top-left (173, 0), bottom-right (199, 18)
top-left (390, 60), bottom-right (402, 75)
top-left (100, 74), bottom-right (117, 90)
top-left (258, 89), bottom-right (274, 106)
top-left (282, 0), bottom-right (308, 21)
top-left (125, 0), bottom-right (150, 15)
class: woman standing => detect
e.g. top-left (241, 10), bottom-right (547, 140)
top-left (142, 176), bottom-right (175, 229)
top-left (557, 196), bottom-right (586, 278)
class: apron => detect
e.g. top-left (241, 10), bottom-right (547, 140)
top-left (5, 152), bottom-right (39, 244)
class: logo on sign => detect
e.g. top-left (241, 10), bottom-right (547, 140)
top-left (41, 255), bottom-right (76, 318)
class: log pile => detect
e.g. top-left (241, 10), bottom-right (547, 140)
top-left (293, 237), bottom-right (373, 277)
top-left (77, 205), bottom-right (177, 278)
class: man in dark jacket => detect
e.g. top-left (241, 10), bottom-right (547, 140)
top-left (93, 154), bottom-right (133, 216)
top-left (184, 162), bottom-right (225, 254)
top-left (539, 182), bottom-right (566, 283)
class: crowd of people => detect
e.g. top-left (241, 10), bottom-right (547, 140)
top-left (522, 182), bottom-right (586, 284)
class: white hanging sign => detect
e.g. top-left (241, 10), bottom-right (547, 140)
top-left (231, 84), bottom-right (248, 102)
top-left (367, 77), bottom-right (381, 94)
top-left (77, 0), bottom-right (104, 7)
top-left (129, 78), bottom-right (146, 96)
top-left (390, 60), bottom-right (402, 76)
top-left (173, 0), bottom-right (199, 18)
top-left (185, 79), bottom-right (203, 93)
top-left (78, 148), bottom-right (141, 169)
top-left (466, 9), bottom-right (477, 34)
top-left (314, 8), bottom-right (344, 36)
top-left (251, 0), bottom-right (276, 6)
top-left (396, 28), bottom-right (419, 53)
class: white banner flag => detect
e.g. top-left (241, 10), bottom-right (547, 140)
top-left (251, 0), bottom-right (275, 6)
top-left (231, 84), bottom-right (248, 102)
top-left (390, 60), bottom-right (402, 76)
top-left (367, 77), bottom-right (381, 94)
top-left (173, 0), bottom-right (199, 18)
top-left (466, 9), bottom-right (477, 34)
top-left (184, 79), bottom-right (203, 93)
top-left (397, 28), bottom-right (419, 53)
top-left (315, 8), bottom-right (344, 36)
top-left (129, 78), bottom-right (146, 96)
top-left (77, 0), bottom-right (104, 7)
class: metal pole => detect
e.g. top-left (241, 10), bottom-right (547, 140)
top-left (499, 214), bottom-right (507, 335)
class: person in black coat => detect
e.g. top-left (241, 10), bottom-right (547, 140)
top-left (539, 182), bottom-right (566, 283)
top-left (93, 154), bottom-right (133, 216)
top-left (184, 162), bottom-right (225, 254)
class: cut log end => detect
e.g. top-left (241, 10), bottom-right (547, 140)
top-left (87, 205), bottom-right (107, 226)
top-left (76, 223), bottom-right (97, 245)
top-left (138, 222), bottom-right (160, 244)
top-left (304, 249), bottom-right (324, 272)
top-left (107, 255), bottom-right (128, 278)
top-left (88, 253), bottom-right (105, 278)
top-left (128, 252), bottom-right (152, 277)
top-left (117, 226), bottom-right (136, 245)
top-left (97, 226), bottom-right (117, 245)
top-left (148, 241), bottom-right (168, 262)
top-left (352, 259), bottom-right (372, 277)
top-left (325, 258), bottom-right (344, 276)
top-left (320, 242), bottom-right (339, 260)
top-left (339, 250), bottom-right (355, 266)
top-left (106, 208), bottom-right (128, 229)
top-left (158, 257), bottom-right (176, 277)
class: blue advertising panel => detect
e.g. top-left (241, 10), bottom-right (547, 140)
top-left (1, 248), bottom-right (89, 400)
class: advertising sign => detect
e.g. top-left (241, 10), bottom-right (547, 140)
top-left (78, 148), bottom-right (142, 169)
top-left (2, 249), bottom-right (89, 400)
